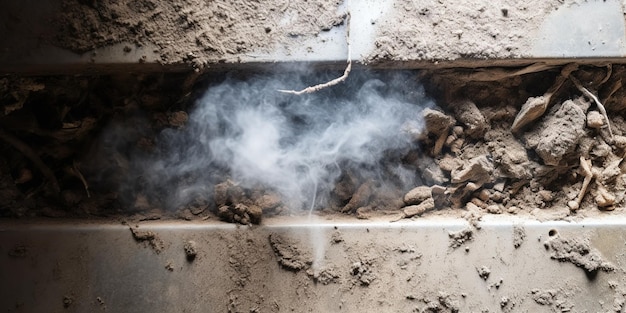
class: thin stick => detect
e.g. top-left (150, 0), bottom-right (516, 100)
top-left (278, 13), bottom-right (352, 95)
top-left (0, 129), bottom-right (60, 194)
top-left (73, 160), bottom-right (90, 198)
top-left (570, 75), bottom-right (613, 140)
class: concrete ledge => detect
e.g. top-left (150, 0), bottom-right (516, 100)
top-left (1, 0), bottom-right (626, 74)
top-left (1, 216), bottom-right (625, 312)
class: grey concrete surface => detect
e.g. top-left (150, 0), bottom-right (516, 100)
top-left (1, 216), bottom-right (625, 312)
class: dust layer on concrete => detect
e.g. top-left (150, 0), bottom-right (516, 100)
top-left (50, 0), bottom-right (345, 67)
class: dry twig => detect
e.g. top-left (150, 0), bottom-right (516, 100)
top-left (278, 13), bottom-right (352, 95)
top-left (73, 160), bottom-right (90, 198)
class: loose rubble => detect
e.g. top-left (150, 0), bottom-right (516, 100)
top-left (1, 65), bottom-right (626, 222)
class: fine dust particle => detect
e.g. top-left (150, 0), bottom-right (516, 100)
top-left (477, 266), bottom-right (491, 280)
top-left (544, 235), bottom-right (615, 275)
top-left (448, 227), bottom-right (474, 249)
top-left (268, 233), bottom-right (309, 272)
top-left (183, 240), bottom-right (198, 262)
top-left (96, 296), bottom-right (105, 305)
top-left (63, 295), bottom-right (73, 308)
top-left (129, 227), bottom-right (165, 254)
top-left (165, 260), bottom-right (174, 271)
top-left (513, 226), bottom-right (526, 249)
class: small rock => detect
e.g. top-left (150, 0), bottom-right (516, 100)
top-left (403, 186), bottom-right (432, 205)
top-left (470, 197), bottom-right (486, 208)
top-left (486, 204), bottom-right (502, 214)
top-left (450, 100), bottom-right (489, 139)
top-left (477, 266), bottom-right (491, 280)
top-left (403, 198), bottom-right (435, 218)
top-left (477, 189), bottom-right (490, 202)
top-left (247, 205), bottom-right (263, 224)
top-left (184, 240), bottom-right (198, 261)
top-left (596, 186), bottom-right (616, 208)
top-left (342, 181), bottom-right (373, 213)
top-left (423, 108), bottom-right (455, 135)
top-left (586, 111), bottom-right (604, 128)
top-left (257, 194), bottom-right (281, 211)
top-left (451, 155), bottom-right (494, 185)
top-left (356, 206), bottom-right (372, 219)
top-left (533, 99), bottom-right (587, 166)
top-left (493, 182), bottom-right (505, 192)
top-left (491, 191), bottom-right (505, 202)
top-left (538, 190), bottom-right (553, 202)
top-left (438, 154), bottom-right (463, 172)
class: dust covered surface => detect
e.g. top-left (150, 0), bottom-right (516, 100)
top-left (1, 64), bottom-right (626, 223)
top-left (51, 0), bottom-right (345, 66)
top-left (366, 0), bottom-right (570, 63)
top-left (544, 233), bottom-right (615, 275)
top-left (268, 233), bottom-right (311, 271)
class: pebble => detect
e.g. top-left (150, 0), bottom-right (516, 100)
top-left (403, 198), bottom-right (435, 218)
top-left (538, 190), bottom-right (553, 202)
top-left (477, 189), bottom-right (490, 202)
top-left (453, 126), bottom-right (464, 137)
top-left (184, 240), bottom-right (198, 261)
top-left (470, 198), bottom-right (486, 209)
top-left (586, 111), bottom-right (604, 128)
top-left (486, 204), bottom-right (502, 214)
top-left (596, 187), bottom-right (616, 208)
top-left (403, 186), bottom-right (432, 205)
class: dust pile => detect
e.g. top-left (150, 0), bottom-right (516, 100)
top-left (543, 234), bottom-right (615, 275)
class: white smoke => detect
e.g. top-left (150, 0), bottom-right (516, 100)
top-left (134, 70), bottom-right (432, 210)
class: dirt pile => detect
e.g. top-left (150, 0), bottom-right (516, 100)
top-left (1, 65), bottom-right (626, 222)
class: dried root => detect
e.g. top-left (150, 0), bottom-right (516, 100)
top-left (278, 13), bottom-right (351, 95)
top-left (567, 156), bottom-right (593, 211)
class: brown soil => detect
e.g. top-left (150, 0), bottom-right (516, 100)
top-left (1, 64), bottom-right (626, 223)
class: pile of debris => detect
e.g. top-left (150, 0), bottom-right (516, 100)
top-left (1, 65), bottom-right (625, 223)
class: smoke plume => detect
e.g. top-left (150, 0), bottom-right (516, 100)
top-left (119, 70), bottom-right (432, 211)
